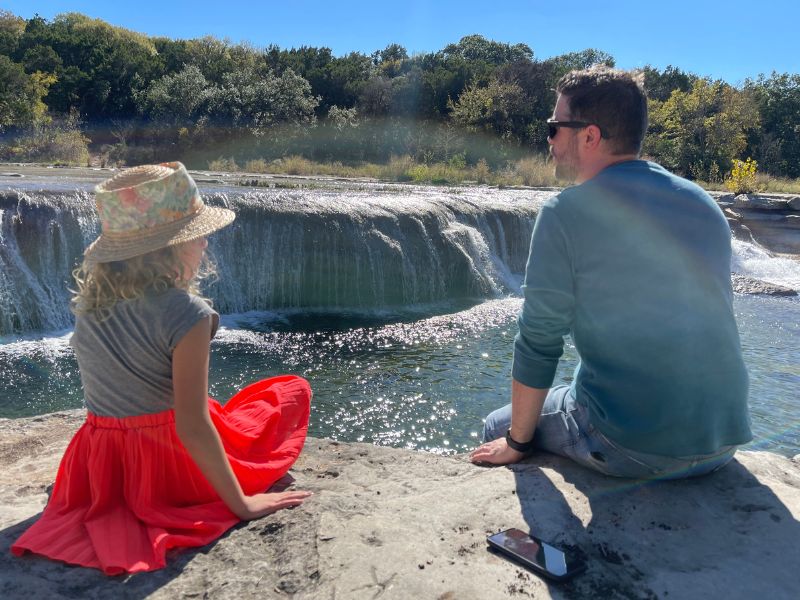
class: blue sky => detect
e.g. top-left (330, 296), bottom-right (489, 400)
top-left (4, 1), bottom-right (797, 84)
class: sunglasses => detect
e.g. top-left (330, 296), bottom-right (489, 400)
top-left (546, 119), bottom-right (606, 139)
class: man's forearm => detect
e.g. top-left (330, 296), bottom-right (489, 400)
top-left (510, 379), bottom-right (549, 443)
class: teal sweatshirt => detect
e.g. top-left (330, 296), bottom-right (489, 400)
top-left (512, 160), bottom-right (751, 456)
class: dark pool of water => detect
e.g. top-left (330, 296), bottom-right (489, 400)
top-left (1, 295), bottom-right (798, 457)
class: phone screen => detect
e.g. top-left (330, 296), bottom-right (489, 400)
top-left (487, 528), bottom-right (583, 579)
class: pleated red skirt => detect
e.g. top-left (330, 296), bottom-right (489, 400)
top-left (11, 375), bottom-right (311, 575)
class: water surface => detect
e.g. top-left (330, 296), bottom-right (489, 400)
top-left (2, 294), bottom-right (797, 457)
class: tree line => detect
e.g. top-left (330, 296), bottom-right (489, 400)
top-left (1, 10), bottom-right (798, 180)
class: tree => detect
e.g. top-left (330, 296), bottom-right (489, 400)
top-left (137, 64), bottom-right (211, 123)
top-left (207, 67), bottom-right (318, 130)
top-left (644, 79), bottom-right (760, 180)
top-left (745, 72), bottom-right (800, 177)
top-left (496, 60), bottom-right (560, 149)
top-left (0, 10), bottom-right (25, 56)
top-left (323, 52), bottom-right (374, 110)
top-left (442, 35), bottom-right (533, 65)
top-left (16, 13), bottom-right (160, 117)
top-left (642, 65), bottom-right (697, 102)
top-left (545, 48), bottom-right (614, 75)
top-left (0, 55), bottom-right (53, 131)
top-left (21, 44), bottom-right (62, 74)
top-left (358, 76), bottom-right (393, 116)
top-left (449, 79), bottom-right (530, 141)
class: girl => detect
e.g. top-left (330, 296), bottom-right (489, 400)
top-left (12, 162), bottom-right (312, 575)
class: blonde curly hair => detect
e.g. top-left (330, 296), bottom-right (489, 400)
top-left (71, 242), bottom-right (216, 319)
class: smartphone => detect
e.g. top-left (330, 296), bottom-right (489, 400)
top-left (486, 528), bottom-right (586, 582)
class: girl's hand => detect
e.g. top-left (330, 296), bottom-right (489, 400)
top-left (235, 490), bottom-right (313, 521)
top-left (469, 437), bottom-right (526, 465)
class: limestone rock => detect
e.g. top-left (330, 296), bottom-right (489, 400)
top-left (1, 410), bottom-right (799, 599)
top-left (731, 273), bottom-right (798, 296)
top-left (733, 194), bottom-right (791, 210)
top-left (714, 193), bottom-right (736, 206)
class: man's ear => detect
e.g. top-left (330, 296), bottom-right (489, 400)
top-left (582, 124), bottom-right (603, 150)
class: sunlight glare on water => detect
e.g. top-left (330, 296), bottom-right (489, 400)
top-left (0, 295), bottom-right (797, 457)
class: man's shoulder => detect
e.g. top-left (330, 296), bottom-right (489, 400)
top-left (591, 160), bottom-right (713, 200)
top-left (548, 184), bottom-right (582, 209)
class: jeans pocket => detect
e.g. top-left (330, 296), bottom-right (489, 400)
top-left (584, 427), bottom-right (664, 478)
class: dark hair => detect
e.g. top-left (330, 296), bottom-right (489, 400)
top-left (556, 66), bottom-right (648, 155)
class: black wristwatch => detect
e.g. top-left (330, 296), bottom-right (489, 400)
top-left (505, 428), bottom-right (535, 454)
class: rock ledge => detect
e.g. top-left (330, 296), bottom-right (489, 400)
top-left (1, 411), bottom-right (799, 599)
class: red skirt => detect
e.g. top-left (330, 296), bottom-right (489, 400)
top-left (11, 375), bottom-right (311, 575)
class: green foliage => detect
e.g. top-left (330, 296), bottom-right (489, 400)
top-left (442, 35), bottom-right (533, 65)
top-left (642, 65), bottom-right (697, 101)
top-left (207, 67), bottom-right (318, 130)
top-left (0, 9), bottom-right (798, 183)
top-left (725, 157), bottom-right (759, 194)
top-left (449, 80), bottom-right (530, 140)
top-left (0, 55), bottom-right (53, 130)
top-left (137, 64), bottom-right (211, 123)
top-left (644, 79), bottom-right (760, 180)
top-left (327, 105), bottom-right (359, 129)
top-left (0, 10), bottom-right (24, 56)
top-left (543, 48), bottom-right (615, 80)
top-left (15, 13), bottom-right (160, 117)
top-left (745, 72), bottom-right (800, 178)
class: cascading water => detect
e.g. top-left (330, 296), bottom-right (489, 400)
top-left (3, 180), bottom-right (799, 337)
top-left (0, 183), bottom-right (541, 335)
top-left (731, 239), bottom-right (800, 290)
top-left (0, 189), bottom-right (98, 334)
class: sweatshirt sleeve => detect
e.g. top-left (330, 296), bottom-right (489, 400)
top-left (512, 201), bottom-right (575, 388)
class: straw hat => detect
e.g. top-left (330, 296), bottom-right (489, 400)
top-left (84, 162), bottom-right (235, 264)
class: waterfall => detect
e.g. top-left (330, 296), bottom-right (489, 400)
top-left (0, 189), bottom-right (98, 335)
top-left (0, 184), bottom-right (541, 335)
top-left (5, 179), bottom-right (796, 337)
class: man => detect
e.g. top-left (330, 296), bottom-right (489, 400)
top-left (469, 67), bottom-right (751, 478)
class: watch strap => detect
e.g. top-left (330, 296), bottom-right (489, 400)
top-left (505, 428), bottom-right (535, 453)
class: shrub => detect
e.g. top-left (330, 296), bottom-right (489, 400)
top-left (725, 157), bottom-right (759, 194)
top-left (243, 158), bottom-right (270, 173)
top-left (472, 158), bottom-right (490, 183)
top-left (0, 111), bottom-right (89, 165)
top-left (513, 156), bottom-right (555, 187)
top-left (208, 157), bottom-right (239, 172)
top-left (280, 155), bottom-right (315, 175)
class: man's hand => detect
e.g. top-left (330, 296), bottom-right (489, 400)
top-left (469, 437), bottom-right (527, 465)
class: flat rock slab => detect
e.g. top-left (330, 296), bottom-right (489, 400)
top-left (731, 273), bottom-right (798, 296)
top-left (1, 411), bottom-right (799, 599)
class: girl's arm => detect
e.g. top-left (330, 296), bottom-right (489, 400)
top-left (172, 317), bottom-right (311, 520)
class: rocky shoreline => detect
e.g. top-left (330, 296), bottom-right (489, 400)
top-left (717, 192), bottom-right (800, 256)
top-left (1, 410), bottom-right (798, 599)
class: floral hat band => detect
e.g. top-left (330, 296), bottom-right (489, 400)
top-left (83, 162), bottom-right (235, 265)
top-left (95, 161), bottom-right (202, 233)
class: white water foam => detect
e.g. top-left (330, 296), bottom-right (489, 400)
top-left (731, 239), bottom-right (800, 290)
top-left (0, 330), bottom-right (73, 359)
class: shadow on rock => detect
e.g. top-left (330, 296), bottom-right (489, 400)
top-left (510, 452), bottom-right (800, 599)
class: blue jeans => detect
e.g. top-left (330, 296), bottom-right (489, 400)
top-left (482, 385), bottom-right (736, 479)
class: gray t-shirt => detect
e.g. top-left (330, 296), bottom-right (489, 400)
top-left (70, 288), bottom-right (219, 417)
